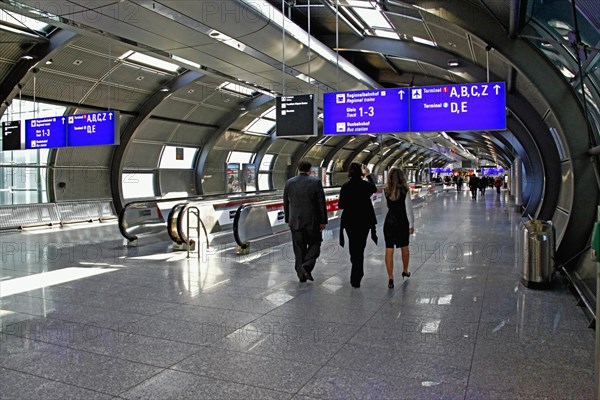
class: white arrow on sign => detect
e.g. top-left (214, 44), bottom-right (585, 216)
top-left (493, 84), bottom-right (501, 95)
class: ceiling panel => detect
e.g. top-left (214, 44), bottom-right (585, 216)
top-left (0, 60), bottom-right (15, 84)
top-left (184, 104), bottom-right (233, 126)
top-left (20, 69), bottom-right (96, 103)
top-left (305, 143), bottom-right (333, 160)
top-left (417, 62), bottom-right (456, 82)
top-left (44, 46), bottom-right (113, 80)
top-left (70, 36), bottom-right (132, 58)
top-left (168, 124), bottom-right (214, 147)
top-left (202, 90), bottom-right (246, 111)
top-left (387, 57), bottom-right (422, 74)
top-left (230, 114), bottom-right (258, 131)
top-left (135, 119), bottom-right (176, 142)
top-left (84, 83), bottom-right (150, 112)
top-left (152, 99), bottom-right (198, 120)
top-left (106, 63), bottom-right (168, 92)
top-left (54, 145), bottom-right (114, 167)
top-left (267, 138), bottom-right (304, 155)
top-left (0, 31), bottom-right (35, 61)
top-left (424, 23), bottom-right (472, 61)
top-left (125, 142), bottom-right (163, 169)
top-left (386, 12), bottom-right (431, 41)
top-left (214, 130), bottom-right (265, 152)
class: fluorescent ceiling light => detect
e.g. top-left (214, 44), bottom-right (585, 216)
top-left (0, 21), bottom-right (39, 37)
top-left (244, 118), bottom-right (275, 135)
top-left (0, 9), bottom-right (49, 32)
top-left (219, 82), bottom-right (256, 96)
top-left (262, 106), bottom-right (276, 119)
top-left (413, 36), bottom-right (437, 46)
top-left (373, 29), bottom-right (400, 39)
top-left (354, 7), bottom-right (393, 30)
top-left (171, 54), bottom-right (201, 69)
top-left (345, 0), bottom-right (374, 8)
top-left (120, 50), bottom-right (180, 73)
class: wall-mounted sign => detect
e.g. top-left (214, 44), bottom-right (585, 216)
top-left (323, 88), bottom-right (409, 135)
top-left (275, 94), bottom-right (317, 137)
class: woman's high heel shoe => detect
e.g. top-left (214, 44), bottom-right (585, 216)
top-left (388, 279), bottom-right (394, 288)
top-left (401, 271), bottom-right (411, 279)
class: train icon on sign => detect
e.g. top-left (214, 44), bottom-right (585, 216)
top-left (336, 93), bottom-right (346, 103)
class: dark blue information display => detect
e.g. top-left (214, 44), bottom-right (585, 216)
top-left (430, 167), bottom-right (452, 173)
top-left (24, 116), bottom-right (67, 149)
top-left (481, 167), bottom-right (505, 175)
top-left (410, 82), bottom-right (506, 132)
top-left (323, 88), bottom-right (409, 135)
top-left (67, 111), bottom-right (119, 147)
top-left (2, 121), bottom-right (22, 151)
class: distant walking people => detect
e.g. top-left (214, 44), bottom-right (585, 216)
top-left (494, 176), bottom-right (503, 194)
top-left (383, 167), bottom-right (415, 289)
top-left (479, 175), bottom-right (488, 196)
top-left (283, 160), bottom-right (328, 282)
top-left (456, 176), bottom-right (463, 192)
top-left (469, 175), bottom-right (480, 199)
top-left (338, 163), bottom-right (377, 288)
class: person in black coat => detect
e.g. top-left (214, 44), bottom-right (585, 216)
top-left (338, 163), bottom-right (377, 288)
top-left (283, 160), bottom-right (328, 282)
top-left (469, 175), bottom-right (480, 199)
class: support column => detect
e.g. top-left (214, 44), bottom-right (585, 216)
top-left (513, 157), bottom-right (523, 212)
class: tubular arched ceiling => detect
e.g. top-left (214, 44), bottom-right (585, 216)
top-left (0, 0), bottom-right (598, 266)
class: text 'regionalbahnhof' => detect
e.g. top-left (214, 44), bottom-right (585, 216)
top-left (0, 1), bottom-right (599, 399)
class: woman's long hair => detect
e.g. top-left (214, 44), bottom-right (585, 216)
top-left (385, 167), bottom-right (409, 200)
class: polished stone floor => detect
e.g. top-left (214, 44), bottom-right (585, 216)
top-left (0, 189), bottom-right (594, 399)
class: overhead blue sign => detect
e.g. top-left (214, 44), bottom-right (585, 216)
top-left (430, 167), bottom-right (452, 173)
top-left (67, 111), bottom-right (119, 147)
top-left (24, 116), bottom-right (67, 149)
top-left (481, 167), bottom-right (505, 175)
top-left (323, 88), bottom-right (409, 135)
top-left (410, 82), bottom-right (506, 132)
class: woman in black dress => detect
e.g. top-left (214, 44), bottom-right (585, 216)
top-left (383, 167), bottom-right (415, 288)
top-left (338, 163), bottom-right (377, 288)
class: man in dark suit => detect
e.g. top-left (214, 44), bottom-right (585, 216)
top-left (283, 160), bottom-right (328, 282)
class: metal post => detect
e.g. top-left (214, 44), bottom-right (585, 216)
top-left (186, 206), bottom-right (201, 259)
top-left (513, 157), bottom-right (522, 212)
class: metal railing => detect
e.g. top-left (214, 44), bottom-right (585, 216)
top-left (118, 190), bottom-right (277, 243)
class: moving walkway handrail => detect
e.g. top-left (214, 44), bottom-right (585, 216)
top-left (232, 200), bottom-right (281, 249)
top-left (175, 203), bottom-right (210, 247)
top-left (118, 190), bottom-right (278, 241)
top-left (232, 187), bottom-right (343, 250)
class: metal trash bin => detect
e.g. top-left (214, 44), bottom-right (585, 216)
top-left (519, 220), bottom-right (555, 289)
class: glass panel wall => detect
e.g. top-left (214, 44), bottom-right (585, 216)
top-left (0, 100), bottom-right (66, 205)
